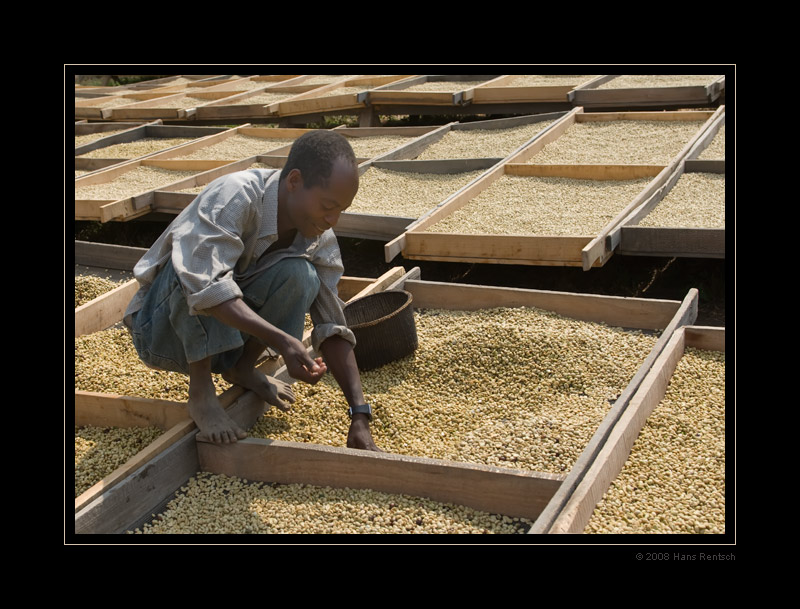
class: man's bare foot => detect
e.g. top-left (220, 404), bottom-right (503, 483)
top-left (223, 367), bottom-right (296, 411)
top-left (188, 390), bottom-right (248, 444)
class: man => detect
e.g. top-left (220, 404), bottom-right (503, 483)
top-left (123, 130), bottom-right (379, 451)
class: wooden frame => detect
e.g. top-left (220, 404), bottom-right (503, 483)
top-left (193, 76), bottom-right (325, 119)
top-left (611, 159), bottom-right (726, 259)
top-left (100, 87), bottom-right (248, 121)
top-left (144, 124), bottom-right (310, 162)
top-left (471, 75), bottom-right (604, 104)
top-left (366, 75), bottom-right (501, 106)
top-left (74, 91), bottom-right (181, 119)
top-left (73, 262), bottom-right (699, 534)
top-left (75, 157), bottom-right (243, 222)
top-left (386, 108), bottom-right (724, 269)
top-left (531, 324), bottom-right (725, 534)
top-left (390, 161), bottom-right (672, 270)
top-left (75, 123), bottom-right (230, 174)
top-left (75, 124), bottom-right (309, 222)
top-left (568, 75), bottom-right (726, 109)
top-left (266, 75), bottom-right (412, 117)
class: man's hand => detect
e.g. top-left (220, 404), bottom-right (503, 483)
top-left (279, 335), bottom-right (327, 384)
top-left (347, 413), bottom-right (382, 451)
top-left (206, 298), bottom-right (326, 385)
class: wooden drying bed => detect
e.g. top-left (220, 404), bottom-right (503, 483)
top-left (568, 75), bottom-right (726, 109)
top-left (73, 261), bottom-right (700, 534)
top-left (386, 107), bottom-right (724, 269)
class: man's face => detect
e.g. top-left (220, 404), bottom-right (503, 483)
top-left (285, 159), bottom-right (359, 238)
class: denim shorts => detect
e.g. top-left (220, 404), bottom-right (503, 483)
top-left (129, 257), bottom-right (320, 374)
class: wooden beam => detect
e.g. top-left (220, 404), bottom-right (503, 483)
top-left (197, 437), bottom-right (565, 521)
top-left (75, 279), bottom-right (139, 337)
top-left (403, 279), bottom-right (682, 330)
top-left (74, 240), bottom-right (146, 271)
top-left (75, 391), bottom-right (188, 430)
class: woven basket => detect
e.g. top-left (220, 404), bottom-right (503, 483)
top-left (344, 290), bottom-right (418, 371)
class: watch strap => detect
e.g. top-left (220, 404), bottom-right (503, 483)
top-left (348, 403), bottom-right (373, 421)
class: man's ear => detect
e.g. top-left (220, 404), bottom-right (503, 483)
top-left (286, 168), bottom-right (303, 191)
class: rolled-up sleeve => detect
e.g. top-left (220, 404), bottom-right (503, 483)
top-left (171, 175), bottom-right (261, 316)
top-left (308, 233), bottom-right (357, 351)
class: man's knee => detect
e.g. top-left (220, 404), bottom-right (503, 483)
top-left (271, 258), bottom-right (320, 307)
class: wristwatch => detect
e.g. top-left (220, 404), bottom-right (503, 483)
top-left (348, 403), bottom-right (373, 422)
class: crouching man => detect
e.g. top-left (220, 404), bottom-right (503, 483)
top-left (123, 130), bottom-right (379, 451)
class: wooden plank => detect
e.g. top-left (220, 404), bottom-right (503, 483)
top-left (76, 199), bottom-right (115, 221)
top-left (528, 288), bottom-right (699, 534)
top-left (687, 111), bottom-right (726, 160)
top-left (617, 226), bottom-right (725, 258)
top-left (197, 437), bottom-right (564, 521)
top-left (75, 279), bottom-right (139, 337)
top-left (575, 110), bottom-right (716, 123)
top-left (506, 163), bottom-right (665, 180)
top-left (334, 212), bottom-right (414, 240)
top-left (74, 240), bottom-right (146, 270)
top-left (404, 232), bottom-right (593, 267)
top-left (471, 76), bottom-right (587, 104)
top-left (403, 279), bottom-right (682, 330)
top-left (684, 325), bottom-right (725, 352)
top-left (348, 266), bottom-right (407, 301)
top-left (75, 391), bottom-right (189, 430)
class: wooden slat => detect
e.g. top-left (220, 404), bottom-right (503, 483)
top-left (74, 241), bottom-right (146, 270)
top-left (404, 232), bottom-right (593, 267)
top-left (75, 279), bottom-right (139, 337)
top-left (403, 279), bottom-right (681, 330)
top-left (75, 391), bottom-right (188, 430)
top-left (684, 325), bottom-right (725, 352)
top-left (506, 163), bottom-right (666, 180)
top-left (197, 437), bottom-right (565, 521)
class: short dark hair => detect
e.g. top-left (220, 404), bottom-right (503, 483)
top-left (280, 130), bottom-right (357, 189)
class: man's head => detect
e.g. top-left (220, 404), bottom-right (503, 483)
top-left (279, 130), bottom-right (359, 238)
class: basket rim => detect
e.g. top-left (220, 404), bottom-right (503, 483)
top-left (344, 289), bottom-right (414, 330)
